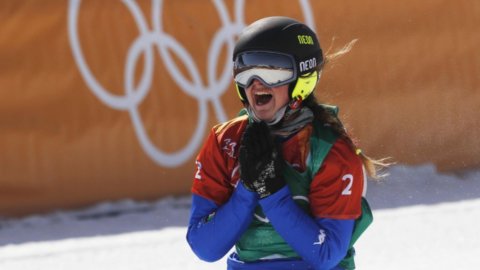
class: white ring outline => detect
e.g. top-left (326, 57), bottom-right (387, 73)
top-left (68, 0), bottom-right (315, 168)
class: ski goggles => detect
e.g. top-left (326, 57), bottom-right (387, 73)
top-left (233, 51), bottom-right (297, 88)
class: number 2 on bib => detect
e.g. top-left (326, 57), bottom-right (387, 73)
top-left (342, 174), bottom-right (353, 195)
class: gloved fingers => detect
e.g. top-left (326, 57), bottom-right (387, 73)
top-left (250, 121), bottom-right (274, 156)
top-left (242, 122), bottom-right (259, 153)
top-left (238, 145), bottom-right (248, 167)
top-left (249, 121), bottom-right (264, 153)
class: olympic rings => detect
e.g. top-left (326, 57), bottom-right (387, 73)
top-left (68, 0), bottom-right (315, 168)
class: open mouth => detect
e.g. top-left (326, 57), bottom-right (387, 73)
top-left (254, 92), bottom-right (273, 106)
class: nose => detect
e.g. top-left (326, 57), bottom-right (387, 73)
top-left (248, 78), bottom-right (268, 89)
top-left (250, 79), bottom-right (262, 86)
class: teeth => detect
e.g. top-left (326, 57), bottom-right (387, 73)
top-left (255, 91), bottom-right (271, 96)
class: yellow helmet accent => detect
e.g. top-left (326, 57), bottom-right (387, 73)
top-left (235, 83), bottom-right (245, 102)
top-left (291, 70), bottom-right (319, 101)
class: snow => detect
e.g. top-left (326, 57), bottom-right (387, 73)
top-left (0, 164), bottom-right (479, 270)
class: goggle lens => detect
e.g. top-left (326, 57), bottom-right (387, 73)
top-left (233, 52), bottom-right (296, 88)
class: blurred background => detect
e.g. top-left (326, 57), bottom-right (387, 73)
top-left (1, 0), bottom-right (479, 217)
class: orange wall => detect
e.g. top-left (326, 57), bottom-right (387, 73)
top-left (0, 0), bottom-right (479, 216)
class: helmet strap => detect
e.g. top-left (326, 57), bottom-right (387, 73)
top-left (289, 97), bottom-right (303, 110)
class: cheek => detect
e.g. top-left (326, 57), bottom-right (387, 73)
top-left (245, 89), bottom-right (255, 104)
top-left (275, 86), bottom-right (290, 104)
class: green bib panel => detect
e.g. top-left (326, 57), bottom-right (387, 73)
top-left (235, 105), bottom-right (372, 269)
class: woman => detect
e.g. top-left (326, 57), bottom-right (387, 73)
top-left (187, 16), bottom-right (384, 270)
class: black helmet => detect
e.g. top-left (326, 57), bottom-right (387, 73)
top-left (233, 16), bottom-right (323, 103)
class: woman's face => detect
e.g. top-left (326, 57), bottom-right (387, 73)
top-left (245, 79), bottom-right (290, 122)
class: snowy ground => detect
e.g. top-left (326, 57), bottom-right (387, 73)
top-left (0, 164), bottom-right (479, 270)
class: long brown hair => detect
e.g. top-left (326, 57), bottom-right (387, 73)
top-left (304, 39), bottom-right (390, 178)
top-left (304, 95), bottom-right (389, 179)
